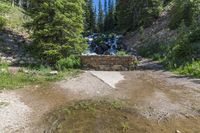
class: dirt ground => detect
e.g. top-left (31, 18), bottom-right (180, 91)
top-left (0, 68), bottom-right (200, 133)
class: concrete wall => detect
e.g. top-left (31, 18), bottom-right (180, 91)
top-left (80, 55), bottom-right (137, 71)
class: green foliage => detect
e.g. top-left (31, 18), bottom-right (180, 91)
top-left (116, 51), bottom-right (129, 56)
top-left (139, 20), bottom-right (200, 78)
top-left (116, 0), bottom-right (162, 32)
top-left (0, 1), bottom-right (28, 33)
top-left (169, 0), bottom-right (200, 29)
top-left (0, 16), bottom-right (6, 30)
top-left (0, 71), bottom-right (37, 90)
top-left (0, 2), bottom-right (9, 30)
top-left (84, 0), bottom-right (96, 33)
top-left (138, 41), bottom-right (171, 60)
top-left (25, 0), bottom-right (87, 65)
top-left (97, 0), bottom-right (104, 32)
top-left (56, 55), bottom-right (81, 70)
top-left (0, 64), bottom-right (80, 90)
top-left (164, 23), bottom-right (200, 67)
top-left (104, 0), bottom-right (116, 32)
top-left (189, 27), bottom-right (200, 43)
top-left (45, 99), bottom-right (129, 133)
top-left (0, 2), bottom-right (11, 14)
top-left (175, 61), bottom-right (200, 78)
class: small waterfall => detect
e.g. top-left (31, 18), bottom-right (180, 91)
top-left (83, 34), bottom-right (122, 55)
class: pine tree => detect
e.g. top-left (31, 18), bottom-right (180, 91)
top-left (97, 0), bottom-right (104, 32)
top-left (107, 0), bottom-right (115, 31)
top-left (25, 0), bottom-right (87, 65)
top-left (116, 0), bottom-right (162, 32)
top-left (85, 0), bottom-right (96, 33)
top-left (104, 0), bottom-right (109, 32)
top-left (104, 0), bottom-right (108, 16)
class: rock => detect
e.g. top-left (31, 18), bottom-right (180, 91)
top-left (23, 69), bottom-right (29, 74)
top-left (175, 130), bottom-right (181, 133)
top-left (98, 65), bottom-right (110, 71)
top-left (112, 65), bottom-right (122, 71)
top-left (6, 60), bottom-right (12, 64)
top-left (6, 57), bottom-right (13, 61)
top-left (1, 57), bottom-right (6, 60)
top-left (19, 60), bottom-right (25, 65)
top-left (50, 71), bottom-right (58, 75)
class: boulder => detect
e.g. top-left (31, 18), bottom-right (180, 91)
top-left (50, 71), bottom-right (58, 75)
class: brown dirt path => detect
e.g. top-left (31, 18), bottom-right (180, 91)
top-left (0, 69), bottom-right (200, 133)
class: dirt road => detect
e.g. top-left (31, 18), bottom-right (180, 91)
top-left (0, 69), bottom-right (200, 132)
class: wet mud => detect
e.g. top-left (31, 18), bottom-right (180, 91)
top-left (1, 70), bottom-right (200, 133)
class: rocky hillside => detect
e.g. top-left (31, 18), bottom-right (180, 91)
top-left (0, 2), bottom-right (38, 66)
top-left (0, 29), bottom-right (39, 66)
top-left (122, 4), bottom-right (178, 53)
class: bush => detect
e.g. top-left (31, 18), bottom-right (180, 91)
top-left (176, 61), bottom-right (200, 78)
top-left (164, 23), bottom-right (200, 68)
top-left (138, 41), bottom-right (171, 59)
top-left (0, 16), bottom-right (6, 30)
top-left (116, 51), bottom-right (129, 56)
top-left (42, 49), bottom-right (62, 65)
top-left (189, 27), bottom-right (200, 43)
top-left (56, 55), bottom-right (81, 70)
top-left (169, 0), bottom-right (199, 29)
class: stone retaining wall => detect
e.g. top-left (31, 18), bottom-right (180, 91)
top-left (80, 55), bottom-right (137, 71)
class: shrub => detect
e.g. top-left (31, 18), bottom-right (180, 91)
top-left (188, 27), bottom-right (200, 43)
top-left (176, 61), bottom-right (200, 78)
top-left (165, 23), bottom-right (200, 68)
top-left (42, 49), bottom-right (62, 65)
top-left (138, 41), bottom-right (171, 59)
top-left (56, 55), bottom-right (81, 70)
top-left (0, 16), bottom-right (6, 30)
top-left (116, 51), bottom-right (129, 56)
top-left (169, 0), bottom-right (199, 29)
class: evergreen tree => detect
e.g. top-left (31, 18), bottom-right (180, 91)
top-left (116, 0), bottom-right (162, 32)
top-left (25, 0), bottom-right (87, 65)
top-left (107, 0), bottom-right (115, 31)
top-left (104, 0), bottom-right (109, 32)
top-left (97, 0), bottom-right (104, 32)
top-left (169, 0), bottom-right (200, 29)
top-left (104, 0), bottom-right (108, 16)
top-left (85, 0), bottom-right (96, 33)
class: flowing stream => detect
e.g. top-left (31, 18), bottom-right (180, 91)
top-left (83, 34), bottom-right (123, 55)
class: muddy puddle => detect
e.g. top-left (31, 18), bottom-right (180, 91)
top-left (42, 71), bottom-right (200, 133)
top-left (43, 99), bottom-right (200, 133)
top-left (1, 71), bottom-right (200, 132)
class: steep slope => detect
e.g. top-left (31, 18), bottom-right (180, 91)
top-left (0, 2), bottom-right (37, 65)
top-left (122, 3), bottom-right (177, 53)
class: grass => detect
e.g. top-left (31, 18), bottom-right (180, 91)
top-left (0, 63), bottom-right (80, 90)
top-left (138, 40), bottom-right (200, 78)
top-left (0, 1), bottom-right (28, 33)
top-left (45, 100), bottom-right (130, 133)
top-left (174, 61), bottom-right (200, 78)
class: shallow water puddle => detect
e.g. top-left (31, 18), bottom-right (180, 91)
top-left (1, 71), bottom-right (200, 133)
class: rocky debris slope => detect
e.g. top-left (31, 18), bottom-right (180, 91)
top-left (0, 29), bottom-right (39, 65)
top-left (122, 5), bottom-right (177, 51)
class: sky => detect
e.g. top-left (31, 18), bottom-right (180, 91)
top-left (94, 0), bottom-right (104, 9)
top-left (94, 0), bottom-right (99, 7)
top-left (93, 0), bottom-right (115, 11)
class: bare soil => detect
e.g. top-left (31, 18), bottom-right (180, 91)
top-left (0, 69), bottom-right (200, 133)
